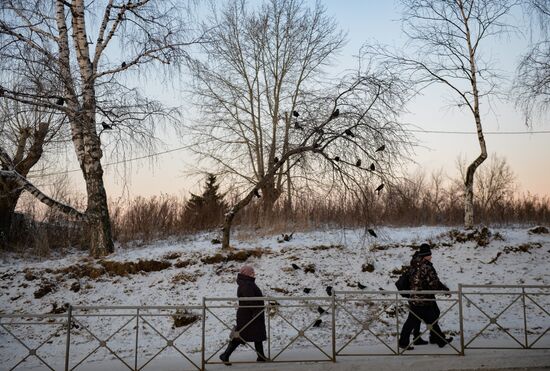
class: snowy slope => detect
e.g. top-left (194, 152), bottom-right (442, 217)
top-left (0, 226), bottom-right (549, 370)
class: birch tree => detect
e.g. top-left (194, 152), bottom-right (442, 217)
top-left (370, 0), bottom-right (519, 229)
top-left (0, 0), bottom-right (195, 256)
top-left (515, 0), bottom-right (550, 122)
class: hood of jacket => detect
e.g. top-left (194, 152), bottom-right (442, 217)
top-left (237, 273), bottom-right (255, 285)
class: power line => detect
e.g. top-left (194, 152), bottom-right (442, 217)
top-left (28, 144), bottom-right (192, 178)
top-left (407, 129), bottom-right (550, 135)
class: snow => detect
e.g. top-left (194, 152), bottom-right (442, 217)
top-left (1, 226), bottom-right (549, 370)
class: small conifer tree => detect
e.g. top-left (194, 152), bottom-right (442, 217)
top-left (185, 174), bottom-right (227, 230)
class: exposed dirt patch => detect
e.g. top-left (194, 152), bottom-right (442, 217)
top-left (53, 259), bottom-right (172, 280)
top-left (201, 248), bottom-right (267, 265)
top-left (303, 263), bottom-right (316, 274)
top-left (49, 302), bottom-right (69, 314)
top-left (24, 269), bottom-right (37, 281)
top-left (99, 259), bottom-right (172, 276)
top-left (56, 264), bottom-right (105, 280)
top-left (362, 263), bottom-right (375, 272)
top-left (171, 271), bottom-right (202, 284)
top-left (70, 281), bottom-right (80, 292)
top-left (34, 281), bottom-right (56, 299)
top-left (174, 259), bottom-right (193, 268)
top-left (503, 242), bottom-right (542, 254)
top-left (529, 226), bottom-right (549, 235)
top-left (310, 244), bottom-right (344, 251)
top-left (446, 227), bottom-right (494, 247)
top-left (163, 252), bottom-right (181, 260)
top-left (172, 310), bottom-right (200, 328)
top-left (271, 287), bottom-right (290, 294)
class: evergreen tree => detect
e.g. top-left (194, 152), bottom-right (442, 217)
top-left (185, 174), bottom-right (227, 230)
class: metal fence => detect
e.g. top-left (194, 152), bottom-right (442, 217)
top-left (0, 285), bottom-right (548, 370)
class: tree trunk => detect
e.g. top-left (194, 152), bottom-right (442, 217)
top-left (260, 181), bottom-right (281, 215)
top-left (0, 191), bottom-right (18, 246)
top-left (80, 118), bottom-right (114, 257)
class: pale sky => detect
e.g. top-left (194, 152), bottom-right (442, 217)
top-left (51, 1), bottom-right (550, 199)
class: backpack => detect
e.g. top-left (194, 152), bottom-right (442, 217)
top-left (395, 268), bottom-right (411, 298)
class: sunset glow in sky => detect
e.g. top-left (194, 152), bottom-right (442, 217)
top-left (53, 1), bottom-right (549, 199)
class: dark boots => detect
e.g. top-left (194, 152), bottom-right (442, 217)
top-left (219, 340), bottom-right (267, 365)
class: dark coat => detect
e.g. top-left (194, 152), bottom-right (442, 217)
top-left (409, 256), bottom-right (449, 306)
top-left (235, 273), bottom-right (267, 342)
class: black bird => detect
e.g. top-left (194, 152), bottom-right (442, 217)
top-left (121, 61), bottom-right (127, 68)
top-left (291, 263), bottom-right (300, 270)
top-left (344, 129), bottom-right (354, 137)
top-left (254, 189), bottom-right (261, 198)
top-left (333, 156), bottom-right (340, 162)
top-left (292, 110), bottom-right (299, 117)
top-left (101, 122), bottom-right (113, 130)
top-left (325, 286), bottom-right (333, 296)
top-left (303, 287), bottom-right (311, 294)
top-left (283, 233), bottom-right (293, 241)
top-left (356, 159), bottom-right (362, 167)
top-left (56, 97), bottom-right (65, 106)
top-left (367, 229), bottom-right (377, 238)
top-left (294, 122), bottom-right (303, 130)
top-left (375, 184), bottom-right (384, 193)
top-left (274, 157), bottom-right (279, 163)
top-left (0, 87), bottom-right (4, 96)
top-left (315, 127), bottom-right (324, 136)
top-left (330, 108), bottom-right (340, 119)
top-left (369, 163), bottom-right (375, 171)
top-left (317, 306), bottom-right (326, 315)
top-left (357, 282), bottom-right (366, 290)
top-left (375, 144), bottom-right (385, 152)
top-left (313, 319), bottom-right (322, 327)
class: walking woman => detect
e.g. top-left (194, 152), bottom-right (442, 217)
top-left (219, 265), bottom-right (267, 365)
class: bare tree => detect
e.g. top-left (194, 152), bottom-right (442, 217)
top-left (216, 62), bottom-right (413, 248)
top-left (187, 0), bottom-right (346, 214)
top-left (0, 98), bottom-right (68, 246)
top-left (0, 0), bottom-right (196, 256)
top-left (370, 0), bottom-right (519, 229)
top-left (475, 154), bottom-right (516, 212)
top-left (515, 0), bottom-right (550, 122)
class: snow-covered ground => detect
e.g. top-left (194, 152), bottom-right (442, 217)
top-left (1, 226), bottom-right (549, 370)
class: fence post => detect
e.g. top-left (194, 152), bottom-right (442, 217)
top-left (458, 284), bottom-right (465, 356)
top-left (522, 287), bottom-right (528, 348)
top-left (267, 302), bottom-right (271, 361)
top-left (134, 308), bottom-right (140, 370)
top-left (395, 292), bottom-right (400, 355)
top-left (331, 292), bottom-right (336, 362)
top-left (201, 298), bottom-right (206, 371)
top-left (64, 305), bottom-right (72, 371)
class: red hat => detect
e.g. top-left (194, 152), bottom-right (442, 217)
top-left (239, 265), bottom-right (255, 277)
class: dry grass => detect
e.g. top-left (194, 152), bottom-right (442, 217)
top-left (5, 167), bottom-right (550, 254)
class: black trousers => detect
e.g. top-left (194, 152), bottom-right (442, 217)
top-left (223, 339), bottom-right (266, 360)
top-left (399, 302), bottom-right (444, 345)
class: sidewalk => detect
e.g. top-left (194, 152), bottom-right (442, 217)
top-left (64, 348), bottom-right (550, 371)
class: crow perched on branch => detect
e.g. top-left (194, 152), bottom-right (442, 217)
top-left (344, 129), bottom-right (354, 137)
top-left (330, 108), bottom-right (340, 119)
top-left (375, 184), bottom-right (384, 194)
top-left (333, 156), bottom-right (340, 162)
top-left (369, 163), bottom-right (375, 171)
top-left (56, 97), bottom-right (65, 106)
top-left (101, 122), bottom-right (113, 130)
top-left (356, 159), bottom-right (361, 167)
top-left (292, 110), bottom-right (299, 117)
top-left (376, 144), bottom-right (385, 152)
top-left (254, 189), bottom-right (261, 198)
top-left (121, 61), bottom-right (127, 68)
